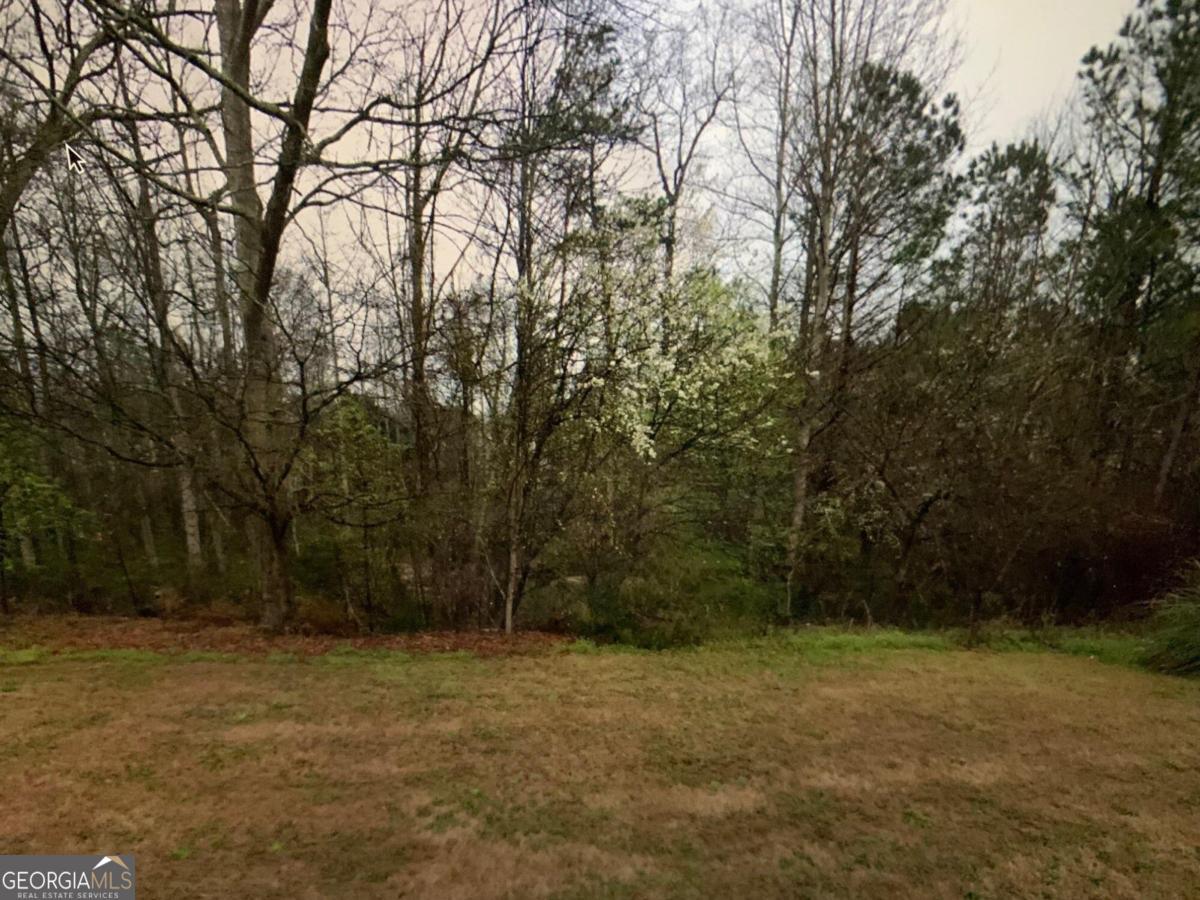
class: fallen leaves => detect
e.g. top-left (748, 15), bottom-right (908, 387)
top-left (0, 614), bottom-right (569, 658)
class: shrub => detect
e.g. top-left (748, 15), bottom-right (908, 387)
top-left (1141, 563), bottom-right (1200, 676)
top-left (581, 539), bottom-right (776, 649)
top-left (517, 578), bottom-right (592, 633)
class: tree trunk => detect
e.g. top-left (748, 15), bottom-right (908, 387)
top-left (212, 0), bottom-right (332, 631)
top-left (504, 479), bottom-right (523, 635)
top-left (1, 241), bottom-right (34, 409)
top-left (13, 224), bottom-right (50, 406)
top-left (407, 134), bottom-right (433, 498)
top-left (204, 208), bottom-right (235, 375)
top-left (138, 514), bottom-right (157, 570)
top-left (137, 479), bottom-right (159, 570)
top-left (783, 176), bottom-right (835, 617)
top-left (178, 468), bottom-right (203, 578)
top-left (19, 534), bottom-right (36, 569)
top-left (1155, 363), bottom-right (1200, 507)
top-left (210, 511), bottom-right (228, 576)
top-left (764, 4), bottom-right (798, 333)
top-left (118, 82), bottom-right (206, 584)
top-left (783, 420), bottom-right (812, 618)
top-left (0, 499), bottom-right (8, 614)
top-left (259, 519), bottom-right (295, 632)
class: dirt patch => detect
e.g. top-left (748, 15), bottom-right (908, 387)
top-left (0, 614), bottom-right (569, 657)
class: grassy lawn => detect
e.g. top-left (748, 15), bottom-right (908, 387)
top-left (2, 625), bottom-right (1198, 898)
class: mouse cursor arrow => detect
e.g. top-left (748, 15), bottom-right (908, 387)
top-left (65, 143), bottom-right (86, 173)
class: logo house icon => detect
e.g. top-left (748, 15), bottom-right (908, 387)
top-left (90, 854), bottom-right (135, 894)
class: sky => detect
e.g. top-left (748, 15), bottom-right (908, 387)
top-left (948, 0), bottom-right (1136, 150)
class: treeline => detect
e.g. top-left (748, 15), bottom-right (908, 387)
top-left (0, 0), bottom-right (1196, 639)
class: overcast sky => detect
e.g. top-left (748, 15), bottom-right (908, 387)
top-left (948, 0), bottom-right (1135, 150)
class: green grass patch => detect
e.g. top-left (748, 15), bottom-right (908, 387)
top-left (1056, 634), bottom-right (1145, 667)
top-left (953, 625), bottom-right (1146, 669)
top-left (556, 625), bottom-right (1152, 683)
top-left (0, 647), bottom-right (49, 665)
top-left (67, 648), bottom-right (173, 664)
top-left (316, 646), bottom-right (413, 666)
top-left (0, 623), bottom-right (1156, 678)
top-left (0, 646), bottom-right (245, 665)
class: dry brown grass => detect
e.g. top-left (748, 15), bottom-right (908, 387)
top-left (0, 614), bottom-right (568, 656)
top-left (1, 624), bottom-right (1198, 898)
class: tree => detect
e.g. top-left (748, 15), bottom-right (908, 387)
top-left (1075, 0), bottom-right (1200, 498)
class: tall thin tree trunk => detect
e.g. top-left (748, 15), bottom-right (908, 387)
top-left (784, 164), bottom-right (835, 617)
top-left (179, 468), bottom-right (203, 579)
top-left (259, 520), bottom-right (295, 631)
top-left (19, 534), bottom-right (36, 570)
top-left (1, 241), bottom-right (34, 409)
top-left (504, 503), bottom-right (521, 635)
top-left (783, 421), bottom-right (812, 618)
top-left (135, 481), bottom-right (159, 569)
top-left (1155, 364), bottom-right (1200, 506)
top-left (119, 74), bottom-right (206, 581)
top-left (140, 514), bottom-right (159, 571)
top-left (0, 501), bottom-right (8, 613)
top-left (210, 511), bottom-right (227, 576)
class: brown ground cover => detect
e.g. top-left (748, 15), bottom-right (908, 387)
top-left (1, 622), bottom-right (1197, 898)
top-left (0, 614), bottom-right (568, 657)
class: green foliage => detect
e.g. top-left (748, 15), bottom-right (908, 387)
top-left (0, 421), bottom-right (79, 568)
top-left (580, 539), bottom-right (777, 649)
top-left (2, 0), bottom-right (1198, 637)
top-left (296, 398), bottom-right (408, 521)
top-left (1141, 563), bottom-right (1200, 676)
top-left (0, 647), bottom-right (49, 665)
top-left (1078, 0), bottom-right (1200, 340)
top-left (291, 398), bottom-right (415, 628)
top-left (847, 61), bottom-right (964, 267)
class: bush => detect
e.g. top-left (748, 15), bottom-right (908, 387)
top-left (1141, 563), bottom-right (1200, 676)
top-left (581, 539), bottom-right (777, 649)
top-left (585, 577), bottom-right (710, 649)
top-left (517, 578), bottom-right (592, 633)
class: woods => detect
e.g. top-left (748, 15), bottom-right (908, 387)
top-left (0, 0), bottom-right (1197, 638)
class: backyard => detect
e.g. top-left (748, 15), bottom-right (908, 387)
top-left (1, 619), bottom-right (1197, 898)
